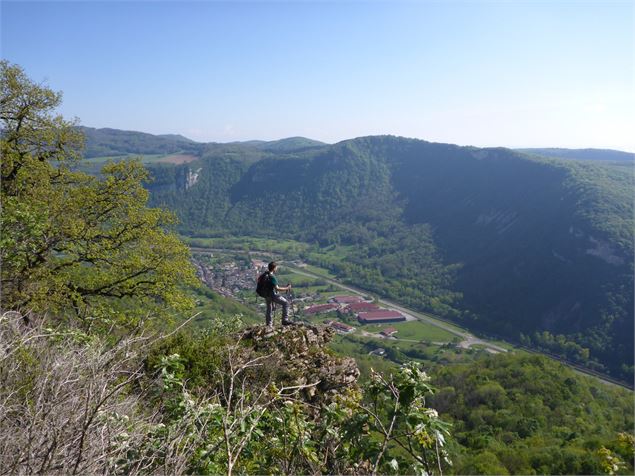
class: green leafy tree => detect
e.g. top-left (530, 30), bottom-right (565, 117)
top-left (0, 61), bottom-right (196, 329)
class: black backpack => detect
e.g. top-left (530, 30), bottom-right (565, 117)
top-left (256, 271), bottom-right (274, 298)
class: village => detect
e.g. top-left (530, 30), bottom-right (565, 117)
top-left (191, 252), bottom-right (414, 343)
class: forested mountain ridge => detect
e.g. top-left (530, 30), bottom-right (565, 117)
top-left (79, 126), bottom-right (204, 157)
top-left (228, 136), bottom-right (327, 152)
top-left (518, 147), bottom-right (633, 163)
top-left (143, 135), bottom-right (634, 380)
top-left (79, 126), bottom-right (325, 158)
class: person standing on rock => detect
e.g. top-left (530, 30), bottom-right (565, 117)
top-left (257, 261), bottom-right (292, 327)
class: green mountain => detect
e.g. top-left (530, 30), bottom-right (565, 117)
top-left (157, 133), bottom-right (197, 142)
top-left (79, 126), bottom-right (326, 158)
top-left (79, 126), bottom-right (204, 158)
top-left (144, 135), bottom-right (633, 381)
top-left (229, 136), bottom-right (327, 152)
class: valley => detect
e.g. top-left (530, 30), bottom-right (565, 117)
top-left (71, 126), bottom-right (635, 382)
top-left (188, 241), bottom-right (634, 392)
top-left (67, 124), bottom-right (635, 382)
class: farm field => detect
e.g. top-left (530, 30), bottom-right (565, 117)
top-left (360, 320), bottom-right (457, 342)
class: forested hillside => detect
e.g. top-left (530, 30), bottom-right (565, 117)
top-left (143, 135), bottom-right (634, 381)
top-left (79, 126), bottom-right (204, 158)
top-left (430, 353), bottom-right (634, 474)
top-left (79, 126), bottom-right (325, 159)
top-left (518, 147), bottom-right (633, 163)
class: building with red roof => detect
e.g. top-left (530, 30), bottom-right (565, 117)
top-left (357, 310), bottom-right (406, 324)
top-left (304, 303), bottom-right (339, 315)
top-left (345, 302), bottom-right (380, 313)
top-left (327, 321), bottom-right (355, 334)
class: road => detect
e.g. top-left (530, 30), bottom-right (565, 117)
top-left (286, 265), bottom-right (508, 353)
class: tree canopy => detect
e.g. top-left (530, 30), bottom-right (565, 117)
top-left (0, 61), bottom-right (196, 330)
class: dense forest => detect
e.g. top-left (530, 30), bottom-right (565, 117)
top-left (138, 135), bottom-right (634, 381)
top-left (430, 354), bottom-right (634, 474)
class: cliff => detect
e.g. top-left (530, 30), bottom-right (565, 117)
top-left (238, 324), bottom-right (360, 409)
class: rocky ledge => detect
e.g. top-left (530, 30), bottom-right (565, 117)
top-left (237, 324), bottom-right (360, 406)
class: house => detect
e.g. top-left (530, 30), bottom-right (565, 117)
top-left (357, 310), bottom-right (406, 324)
top-left (380, 327), bottom-right (398, 337)
top-left (329, 295), bottom-right (363, 304)
top-left (327, 321), bottom-right (355, 334)
top-left (304, 303), bottom-right (339, 315)
top-left (345, 302), bottom-right (380, 313)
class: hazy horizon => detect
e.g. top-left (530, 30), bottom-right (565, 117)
top-left (79, 124), bottom-right (635, 154)
top-left (2, 1), bottom-right (633, 151)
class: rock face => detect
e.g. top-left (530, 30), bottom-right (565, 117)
top-left (238, 324), bottom-right (360, 406)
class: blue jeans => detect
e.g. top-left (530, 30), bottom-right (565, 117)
top-left (266, 294), bottom-right (289, 326)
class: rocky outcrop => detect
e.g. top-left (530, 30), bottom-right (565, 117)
top-left (237, 324), bottom-right (360, 406)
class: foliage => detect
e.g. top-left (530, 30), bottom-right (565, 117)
top-left (0, 61), bottom-right (196, 330)
top-left (0, 308), bottom-right (454, 475)
top-left (189, 284), bottom-right (261, 328)
top-left (144, 324), bottom-right (454, 475)
top-left (429, 353), bottom-right (634, 475)
top-left (522, 331), bottom-right (591, 363)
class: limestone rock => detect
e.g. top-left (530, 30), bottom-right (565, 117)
top-left (237, 324), bottom-right (360, 407)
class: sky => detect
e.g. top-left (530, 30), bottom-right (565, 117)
top-left (1, 1), bottom-right (634, 150)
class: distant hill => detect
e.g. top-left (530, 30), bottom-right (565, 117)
top-left (144, 136), bottom-right (633, 381)
top-left (79, 126), bottom-right (204, 158)
top-left (255, 136), bottom-right (327, 152)
top-left (157, 133), bottom-right (196, 142)
top-left (79, 127), bottom-right (326, 158)
top-left (227, 136), bottom-right (326, 152)
top-left (517, 147), bottom-right (633, 162)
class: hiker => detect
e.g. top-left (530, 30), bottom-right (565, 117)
top-left (257, 261), bottom-right (292, 327)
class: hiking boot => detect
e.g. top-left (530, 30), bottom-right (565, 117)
top-left (281, 319), bottom-right (294, 326)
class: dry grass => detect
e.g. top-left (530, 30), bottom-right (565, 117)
top-left (0, 311), bottom-right (204, 475)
